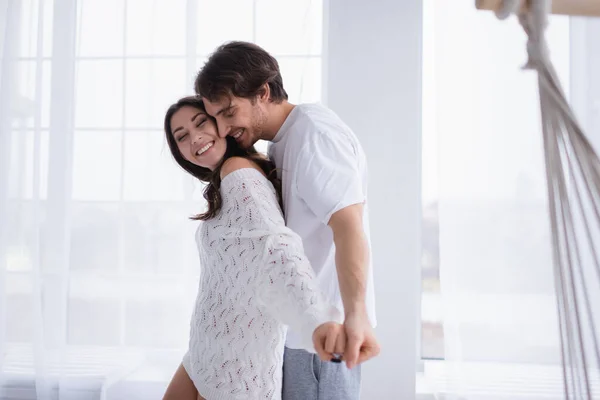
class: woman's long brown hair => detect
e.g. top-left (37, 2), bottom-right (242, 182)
top-left (164, 96), bottom-right (281, 220)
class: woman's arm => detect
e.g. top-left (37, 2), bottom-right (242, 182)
top-left (220, 158), bottom-right (343, 354)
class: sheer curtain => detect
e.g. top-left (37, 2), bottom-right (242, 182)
top-left (423, 1), bottom-right (600, 399)
top-left (0, 0), bottom-right (323, 399)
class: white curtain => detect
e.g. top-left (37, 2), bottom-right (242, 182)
top-left (0, 0), bottom-right (322, 399)
top-left (423, 2), bottom-right (600, 399)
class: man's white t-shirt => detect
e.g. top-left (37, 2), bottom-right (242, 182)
top-left (268, 103), bottom-right (377, 349)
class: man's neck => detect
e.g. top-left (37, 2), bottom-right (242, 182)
top-left (260, 101), bottom-right (296, 141)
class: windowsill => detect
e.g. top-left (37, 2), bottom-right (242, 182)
top-left (422, 360), bottom-right (600, 400)
top-left (7, 345), bottom-right (596, 399)
top-left (416, 371), bottom-right (437, 400)
top-left (2, 344), bottom-right (438, 399)
top-left (1, 344), bottom-right (179, 400)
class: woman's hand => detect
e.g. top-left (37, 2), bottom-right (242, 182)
top-left (313, 322), bottom-right (346, 362)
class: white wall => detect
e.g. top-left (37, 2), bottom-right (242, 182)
top-left (571, 17), bottom-right (600, 151)
top-left (323, 1), bottom-right (422, 398)
top-left (569, 17), bottom-right (600, 371)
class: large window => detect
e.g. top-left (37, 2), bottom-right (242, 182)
top-left (420, 0), bottom-right (572, 362)
top-left (5, 0), bottom-right (323, 375)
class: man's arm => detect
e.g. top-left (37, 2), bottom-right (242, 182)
top-left (329, 204), bottom-right (368, 316)
top-left (328, 204), bottom-right (380, 369)
top-left (294, 131), bottom-right (379, 368)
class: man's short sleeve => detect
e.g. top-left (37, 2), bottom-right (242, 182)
top-left (295, 132), bottom-right (365, 224)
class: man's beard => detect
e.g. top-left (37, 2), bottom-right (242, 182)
top-left (250, 105), bottom-right (268, 144)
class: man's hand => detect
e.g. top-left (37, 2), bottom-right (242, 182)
top-left (343, 311), bottom-right (380, 369)
top-left (313, 322), bottom-right (346, 362)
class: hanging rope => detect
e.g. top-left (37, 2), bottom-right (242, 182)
top-left (524, 2), bottom-right (600, 398)
top-left (493, 1), bottom-right (600, 399)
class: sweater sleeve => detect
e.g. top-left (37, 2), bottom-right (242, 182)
top-left (220, 168), bottom-right (342, 351)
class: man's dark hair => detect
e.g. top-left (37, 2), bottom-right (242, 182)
top-left (195, 41), bottom-right (288, 103)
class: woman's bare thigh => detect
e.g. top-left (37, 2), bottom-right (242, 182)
top-left (163, 364), bottom-right (200, 400)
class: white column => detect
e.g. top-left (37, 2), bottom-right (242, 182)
top-left (323, 1), bottom-right (422, 398)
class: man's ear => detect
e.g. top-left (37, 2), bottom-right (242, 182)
top-left (257, 83), bottom-right (271, 103)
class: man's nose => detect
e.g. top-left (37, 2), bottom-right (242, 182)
top-left (217, 119), bottom-right (230, 138)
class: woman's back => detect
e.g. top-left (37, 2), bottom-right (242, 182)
top-left (184, 166), bottom-right (338, 400)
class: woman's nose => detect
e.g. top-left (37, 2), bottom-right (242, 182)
top-left (191, 130), bottom-right (202, 144)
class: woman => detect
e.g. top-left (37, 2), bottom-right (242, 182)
top-left (162, 97), bottom-right (344, 400)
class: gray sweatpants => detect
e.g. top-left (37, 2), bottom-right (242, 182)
top-left (282, 347), bottom-right (362, 400)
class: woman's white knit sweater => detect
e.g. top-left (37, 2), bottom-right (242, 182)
top-left (182, 168), bottom-right (340, 400)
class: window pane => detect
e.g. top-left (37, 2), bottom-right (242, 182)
top-left (72, 130), bottom-right (123, 201)
top-left (18, 0), bottom-right (54, 58)
top-left (8, 130), bottom-right (49, 200)
top-left (278, 57), bottom-right (321, 104)
top-left (6, 275), bottom-right (34, 342)
top-left (122, 130), bottom-right (187, 201)
top-left (126, 0), bottom-right (186, 56)
top-left (77, 0), bottom-right (125, 57)
top-left (125, 299), bottom-right (191, 347)
top-left (43, 0), bottom-right (54, 58)
top-left (255, 0), bottom-right (322, 56)
top-left (190, 56), bottom-right (208, 89)
top-left (70, 203), bottom-right (120, 272)
top-left (196, 0), bottom-right (254, 55)
top-left (69, 202), bottom-right (201, 274)
top-left (124, 59), bottom-right (187, 129)
top-left (68, 297), bottom-right (121, 346)
top-left (120, 203), bottom-right (200, 274)
top-left (5, 232), bottom-right (33, 273)
top-left (75, 60), bottom-right (123, 128)
top-left (13, 61), bottom-right (51, 129)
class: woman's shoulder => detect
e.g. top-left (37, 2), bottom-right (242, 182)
top-left (220, 156), bottom-right (267, 180)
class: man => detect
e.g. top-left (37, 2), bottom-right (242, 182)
top-left (195, 41), bottom-right (378, 400)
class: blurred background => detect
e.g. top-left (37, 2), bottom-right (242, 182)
top-left (1, 0), bottom-right (599, 399)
